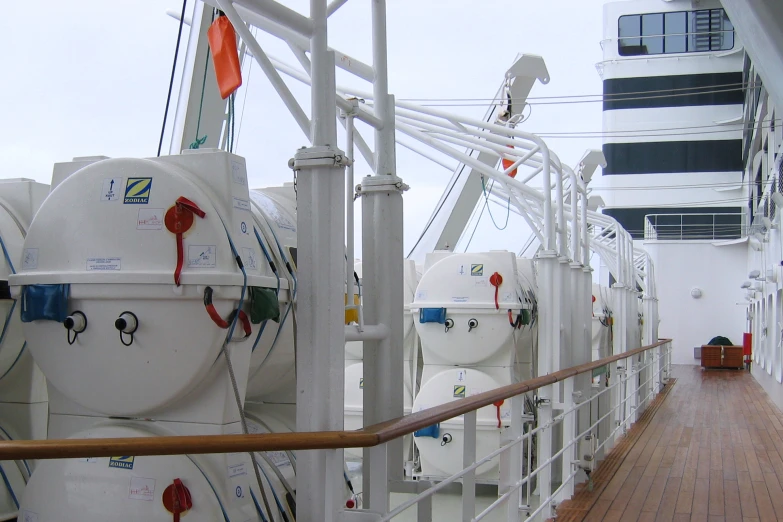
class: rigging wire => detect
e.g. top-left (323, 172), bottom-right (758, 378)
top-left (418, 85), bottom-right (754, 107)
top-left (398, 80), bottom-right (762, 102)
top-left (530, 119), bottom-right (781, 137)
top-left (156, 0), bottom-right (188, 157)
top-left (405, 105), bottom-right (500, 257)
top-left (235, 26), bottom-right (257, 154)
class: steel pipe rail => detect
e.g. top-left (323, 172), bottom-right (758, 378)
top-left (0, 339), bottom-right (671, 461)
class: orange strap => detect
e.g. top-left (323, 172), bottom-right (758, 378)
top-left (203, 287), bottom-right (252, 338)
top-left (493, 400), bottom-right (505, 428)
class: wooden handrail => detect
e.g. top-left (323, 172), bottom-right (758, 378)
top-left (0, 339), bottom-right (671, 460)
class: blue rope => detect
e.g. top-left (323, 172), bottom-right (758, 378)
top-left (220, 223), bottom-right (247, 345)
top-left (251, 227), bottom-right (280, 353)
top-left (0, 463), bottom-right (19, 509)
top-left (0, 342), bottom-right (26, 384)
top-left (184, 455), bottom-right (230, 522)
top-left (0, 301), bottom-right (17, 350)
top-left (255, 461), bottom-right (289, 520)
top-left (255, 220), bottom-right (297, 368)
top-left (250, 489), bottom-right (269, 522)
top-left (0, 235), bottom-right (15, 275)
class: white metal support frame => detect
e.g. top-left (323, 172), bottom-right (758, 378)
top-left (167, 2), bottom-right (660, 518)
top-left (169, 2), bottom-right (227, 153)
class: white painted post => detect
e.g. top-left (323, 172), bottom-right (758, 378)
top-left (463, 410), bottom-right (477, 522)
top-left (362, 0), bottom-right (405, 512)
top-left (535, 247), bottom-right (557, 520)
top-left (292, 1), bottom-right (347, 520)
top-left (559, 377), bottom-right (575, 501)
top-left (507, 396), bottom-right (523, 522)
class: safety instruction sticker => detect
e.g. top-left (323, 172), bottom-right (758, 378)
top-left (22, 248), bottom-right (38, 270)
top-left (456, 370), bottom-right (466, 382)
top-left (137, 208), bottom-right (164, 230)
top-left (124, 178), bottom-right (152, 204)
top-left (188, 245), bottom-right (217, 268)
top-left (19, 510), bottom-right (38, 522)
top-left (101, 177), bottom-right (122, 201)
top-left (241, 247), bottom-right (258, 271)
top-left (266, 451), bottom-right (292, 468)
top-left (227, 463), bottom-right (247, 479)
top-left (452, 297), bottom-right (469, 303)
top-left (87, 257), bottom-right (122, 271)
top-left (129, 477), bottom-right (155, 501)
top-left (457, 265), bottom-right (468, 276)
top-left (231, 161), bottom-right (247, 186)
top-left (453, 385), bottom-right (466, 398)
top-left (233, 197), bottom-right (251, 212)
top-left (109, 456), bottom-right (135, 470)
top-left (471, 264), bottom-right (484, 276)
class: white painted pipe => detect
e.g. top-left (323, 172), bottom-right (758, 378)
top-left (345, 324), bottom-right (389, 342)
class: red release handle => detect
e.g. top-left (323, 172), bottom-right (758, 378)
top-left (166, 197), bottom-right (206, 286)
top-left (163, 478), bottom-right (192, 522)
top-left (489, 272), bottom-right (503, 310)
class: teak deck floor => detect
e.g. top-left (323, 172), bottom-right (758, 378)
top-left (552, 365), bottom-right (783, 522)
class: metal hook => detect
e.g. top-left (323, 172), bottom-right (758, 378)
top-left (440, 433), bottom-right (452, 447)
top-left (444, 318), bottom-right (454, 333)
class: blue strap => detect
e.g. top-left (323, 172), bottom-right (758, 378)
top-left (0, 463), bottom-right (19, 509)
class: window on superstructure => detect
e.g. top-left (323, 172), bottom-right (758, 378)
top-left (618, 9), bottom-right (734, 56)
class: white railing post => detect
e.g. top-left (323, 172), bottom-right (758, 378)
top-left (462, 410), bottom-right (477, 522)
top-left (368, 443), bottom-right (389, 512)
top-left (558, 377), bottom-right (576, 502)
top-left (627, 355), bottom-right (638, 424)
top-left (507, 396), bottom-right (523, 522)
top-left (535, 386), bottom-right (552, 521)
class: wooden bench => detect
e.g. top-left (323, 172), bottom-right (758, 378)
top-left (700, 345), bottom-right (744, 369)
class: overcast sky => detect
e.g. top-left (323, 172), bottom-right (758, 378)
top-left (2, 0), bottom-right (611, 256)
